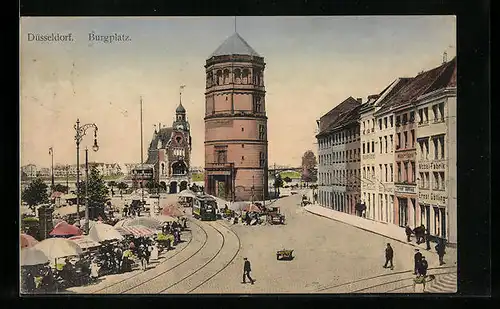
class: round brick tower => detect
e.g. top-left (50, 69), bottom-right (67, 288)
top-left (204, 32), bottom-right (268, 202)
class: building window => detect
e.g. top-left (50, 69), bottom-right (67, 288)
top-left (411, 161), bottom-right (415, 184)
top-left (372, 166), bottom-right (375, 179)
top-left (425, 139), bottom-right (430, 159)
top-left (390, 116), bottom-right (394, 127)
top-left (419, 172), bottom-right (425, 188)
top-left (390, 164), bottom-right (393, 182)
top-left (396, 115), bottom-right (401, 126)
top-left (403, 162), bottom-right (409, 182)
top-left (379, 137), bottom-right (382, 153)
top-left (424, 107), bottom-right (429, 123)
top-left (397, 163), bottom-right (401, 182)
top-left (259, 152), bottom-right (265, 167)
top-left (384, 117), bottom-right (388, 129)
top-left (379, 164), bottom-right (383, 182)
top-left (432, 104), bottom-right (439, 122)
top-left (362, 143), bottom-right (365, 154)
top-left (439, 102), bottom-right (445, 122)
top-left (396, 133), bottom-right (401, 149)
top-left (259, 125), bottom-right (266, 140)
top-left (433, 172), bottom-right (440, 190)
top-left (410, 111), bottom-right (415, 123)
top-left (371, 141), bottom-right (374, 153)
top-left (418, 109), bottom-right (424, 124)
top-left (433, 138), bottom-right (439, 160)
top-left (366, 142), bottom-right (370, 153)
top-left (390, 135), bottom-right (394, 152)
top-left (425, 172), bottom-right (430, 189)
top-left (378, 119), bottom-right (382, 130)
top-left (242, 144), bottom-right (245, 148)
top-left (403, 131), bottom-right (408, 148)
top-left (410, 130), bottom-right (415, 148)
top-left (440, 136), bottom-right (445, 159)
top-left (402, 113), bottom-right (408, 125)
top-left (216, 149), bottom-right (227, 163)
top-left (384, 136), bottom-right (388, 153)
top-left (241, 156), bottom-right (245, 160)
top-left (241, 127), bottom-right (244, 132)
top-left (384, 164), bottom-right (388, 182)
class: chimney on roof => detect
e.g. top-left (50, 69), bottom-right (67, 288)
top-left (443, 51), bottom-right (448, 64)
top-left (368, 94), bottom-right (380, 101)
top-left (356, 98), bottom-right (362, 104)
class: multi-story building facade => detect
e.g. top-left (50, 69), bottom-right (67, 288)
top-left (372, 78), bottom-right (413, 225)
top-left (144, 102), bottom-right (192, 193)
top-left (415, 57), bottom-right (457, 244)
top-left (204, 32), bottom-right (268, 201)
top-left (21, 164), bottom-right (38, 178)
top-left (360, 96), bottom-right (378, 220)
top-left (316, 97), bottom-right (360, 213)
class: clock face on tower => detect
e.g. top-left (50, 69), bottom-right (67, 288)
top-left (176, 124), bottom-right (184, 130)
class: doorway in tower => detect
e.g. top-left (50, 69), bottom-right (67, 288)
top-left (169, 181), bottom-right (178, 194)
top-left (180, 181), bottom-right (188, 192)
top-left (398, 197), bottom-right (408, 227)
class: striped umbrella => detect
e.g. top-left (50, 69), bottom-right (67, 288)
top-left (117, 225), bottom-right (157, 238)
top-left (68, 235), bottom-right (101, 250)
top-left (20, 234), bottom-right (39, 249)
top-left (49, 221), bottom-right (83, 237)
top-left (114, 227), bottom-right (133, 237)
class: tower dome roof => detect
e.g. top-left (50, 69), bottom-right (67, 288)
top-left (209, 32), bottom-right (260, 58)
top-left (176, 102), bottom-right (186, 113)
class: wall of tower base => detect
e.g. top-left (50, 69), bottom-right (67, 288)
top-left (205, 168), bottom-right (269, 202)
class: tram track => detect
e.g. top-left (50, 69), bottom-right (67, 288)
top-left (185, 221), bottom-right (242, 294)
top-left (315, 265), bottom-right (457, 293)
top-left (94, 219), bottom-right (209, 294)
top-left (158, 221), bottom-right (240, 294)
top-left (90, 226), bottom-right (195, 294)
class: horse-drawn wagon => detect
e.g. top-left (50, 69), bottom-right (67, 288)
top-left (276, 249), bottom-right (294, 260)
top-left (266, 207), bottom-right (285, 225)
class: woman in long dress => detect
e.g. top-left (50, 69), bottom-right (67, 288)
top-left (149, 243), bottom-right (159, 262)
top-left (90, 259), bottom-right (100, 281)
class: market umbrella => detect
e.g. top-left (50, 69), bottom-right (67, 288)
top-left (125, 217), bottom-right (163, 229)
top-left (114, 227), bottom-right (133, 237)
top-left (229, 202), bottom-right (250, 211)
top-left (88, 223), bottom-right (124, 242)
top-left (49, 221), bottom-right (83, 237)
top-left (151, 215), bottom-right (177, 223)
top-left (21, 247), bottom-right (50, 266)
top-left (33, 238), bottom-right (83, 261)
top-left (77, 219), bottom-right (101, 230)
top-left (20, 234), bottom-right (39, 249)
top-left (68, 235), bottom-right (101, 250)
top-left (243, 204), bottom-right (262, 213)
top-left (178, 189), bottom-right (196, 198)
top-left (116, 225), bottom-right (157, 238)
top-left (114, 219), bottom-right (133, 228)
top-left (161, 205), bottom-right (184, 217)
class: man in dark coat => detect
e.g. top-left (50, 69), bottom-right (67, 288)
top-left (405, 224), bottom-right (413, 242)
top-left (435, 239), bottom-right (446, 265)
top-left (414, 225), bottom-right (424, 244)
top-left (418, 256), bottom-right (429, 277)
top-left (414, 249), bottom-right (423, 275)
top-left (242, 258), bottom-right (255, 284)
top-left (383, 243), bottom-right (394, 269)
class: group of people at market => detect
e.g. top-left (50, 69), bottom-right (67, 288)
top-left (21, 216), bottom-right (188, 293)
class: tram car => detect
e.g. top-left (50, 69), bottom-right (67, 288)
top-left (192, 195), bottom-right (218, 221)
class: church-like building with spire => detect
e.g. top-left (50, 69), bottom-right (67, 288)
top-left (145, 94), bottom-right (192, 194)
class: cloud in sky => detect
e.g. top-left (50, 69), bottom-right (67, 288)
top-left (20, 16), bottom-right (456, 168)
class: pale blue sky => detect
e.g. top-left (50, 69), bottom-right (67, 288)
top-left (20, 16), bottom-right (456, 168)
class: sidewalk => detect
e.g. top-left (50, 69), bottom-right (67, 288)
top-left (303, 203), bottom-right (457, 264)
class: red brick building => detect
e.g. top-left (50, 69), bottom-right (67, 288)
top-left (204, 32), bottom-right (268, 201)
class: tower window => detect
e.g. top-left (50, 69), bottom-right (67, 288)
top-left (241, 127), bottom-right (244, 132)
top-left (259, 125), bottom-right (266, 140)
top-left (242, 144), bottom-right (245, 148)
top-left (241, 156), bottom-right (245, 160)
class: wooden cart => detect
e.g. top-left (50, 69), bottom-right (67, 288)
top-left (276, 249), bottom-right (294, 260)
top-left (266, 207), bottom-right (286, 225)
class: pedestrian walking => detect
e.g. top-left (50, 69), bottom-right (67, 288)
top-left (383, 243), bottom-right (394, 269)
top-left (405, 224), bottom-right (413, 242)
top-left (425, 228), bottom-right (431, 250)
top-left (418, 256), bottom-right (429, 277)
top-left (242, 258), bottom-right (255, 284)
top-left (414, 249), bottom-right (423, 275)
top-left (435, 238), bottom-right (446, 265)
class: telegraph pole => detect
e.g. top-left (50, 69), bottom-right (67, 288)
top-left (140, 96), bottom-right (144, 205)
top-left (85, 147), bottom-right (90, 234)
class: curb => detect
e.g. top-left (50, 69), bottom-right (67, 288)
top-left (303, 206), bottom-right (441, 255)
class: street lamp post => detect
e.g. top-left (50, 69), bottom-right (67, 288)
top-left (74, 119), bottom-right (99, 230)
top-left (49, 147), bottom-right (54, 191)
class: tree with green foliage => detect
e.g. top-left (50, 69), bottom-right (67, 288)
top-left (76, 166), bottom-right (109, 219)
top-left (117, 182), bottom-right (128, 198)
top-left (51, 183), bottom-right (68, 193)
top-left (21, 178), bottom-right (49, 211)
top-left (108, 181), bottom-right (117, 197)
